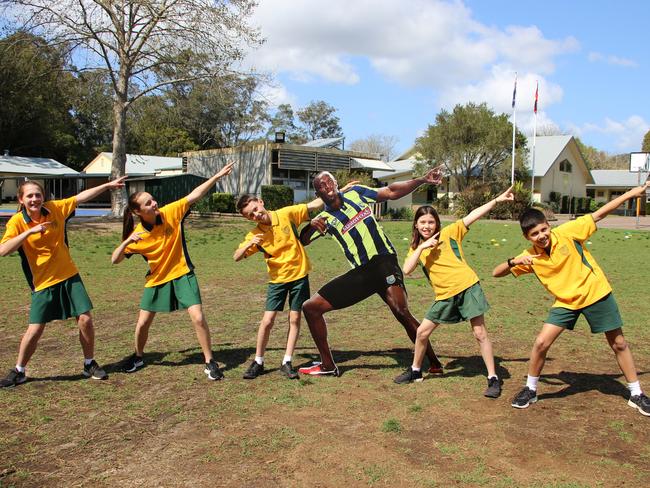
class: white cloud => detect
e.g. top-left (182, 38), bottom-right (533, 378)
top-left (569, 116), bottom-right (649, 152)
top-left (247, 0), bottom-right (578, 115)
top-left (588, 52), bottom-right (638, 68)
top-left (255, 82), bottom-right (296, 108)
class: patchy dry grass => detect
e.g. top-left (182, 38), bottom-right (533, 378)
top-left (1, 216), bottom-right (649, 487)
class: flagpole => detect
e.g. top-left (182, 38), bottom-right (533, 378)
top-left (531, 81), bottom-right (538, 202)
top-left (510, 73), bottom-right (517, 185)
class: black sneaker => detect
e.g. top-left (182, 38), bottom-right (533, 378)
top-left (511, 386), bottom-right (537, 408)
top-left (393, 367), bottom-right (423, 384)
top-left (243, 361), bottom-right (264, 379)
top-left (83, 360), bottom-right (108, 380)
top-left (204, 360), bottom-right (224, 381)
top-left (122, 354), bottom-right (144, 373)
top-left (484, 377), bottom-right (502, 398)
top-left (628, 393), bottom-right (650, 417)
top-left (0, 369), bottom-right (27, 388)
top-left (279, 362), bottom-right (299, 379)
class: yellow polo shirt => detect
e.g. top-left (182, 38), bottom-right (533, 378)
top-left (409, 220), bottom-right (479, 301)
top-left (1, 197), bottom-right (79, 291)
top-left (511, 215), bottom-right (612, 309)
top-left (124, 198), bottom-right (194, 287)
top-left (237, 204), bottom-right (311, 283)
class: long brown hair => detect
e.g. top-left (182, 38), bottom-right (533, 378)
top-left (122, 192), bottom-right (143, 240)
top-left (410, 205), bottom-right (441, 250)
top-left (17, 180), bottom-right (46, 212)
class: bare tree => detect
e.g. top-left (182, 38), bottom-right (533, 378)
top-left (348, 133), bottom-right (399, 162)
top-left (3, 0), bottom-right (261, 215)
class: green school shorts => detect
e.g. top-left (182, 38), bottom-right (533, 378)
top-left (140, 272), bottom-right (202, 312)
top-left (424, 282), bottom-right (490, 324)
top-left (546, 293), bottom-right (623, 333)
top-left (30, 274), bottom-right (93, 324)
top-left (266, 275), bottom-right (310, 312)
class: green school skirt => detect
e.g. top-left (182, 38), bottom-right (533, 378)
top-left (424, 282), bottom-right (489, 324)
top-left (140, 272), bottom-right (202, 312)
top-left (30, 274), bottom-right (93, 324)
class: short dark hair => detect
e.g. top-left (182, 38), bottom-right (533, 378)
top-left (519, 207), bottom-right (547, 235)
top-left (236, 194), bottom-right (259, 213)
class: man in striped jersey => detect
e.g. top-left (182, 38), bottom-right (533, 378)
top-left (298, 169), bottom-right (444, 376)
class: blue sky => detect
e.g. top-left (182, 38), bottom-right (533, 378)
top-left (248, 0), bottom-right (649, 158)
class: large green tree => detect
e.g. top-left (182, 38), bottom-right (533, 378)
top-left (415, 102), bottom-right (528, 191)
top-left (0, 31), bottom-right (79, 163)
top-left (4, 0), bottom-right (261, 215)
top-left (267, 103), bottom-right (306, 144)
top-left (296, 101), bottom-right (343, 141)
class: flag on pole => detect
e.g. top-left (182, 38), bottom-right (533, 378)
top-left (534, 81), bottom-right (538, 114)
top-left (511, 73), bottom-right (517, 108)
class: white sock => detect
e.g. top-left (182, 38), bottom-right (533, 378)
top-left (526, 375), bottom-right (539, 391)
top-left (488, 375), bottom-right (498, 380)
top-left (411, 365), bottom-right (421, 372)
top-left (255, 356), bottom-right (264, 365)
top-left (84, 358), bottom-right (94, 366)
top-left (15, 365), bottom-right (25, 373)
top-left (282, 355), bottom-right (292, 365)
top-left (628, 381), bottom-right (642, 397)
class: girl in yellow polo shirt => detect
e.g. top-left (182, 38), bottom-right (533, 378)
top-left (0, 177), bottom-right (126, 388)
top-left (111, 162), bottom-right (234, 381)
top-left (394, 186), bottom-right (514, 399)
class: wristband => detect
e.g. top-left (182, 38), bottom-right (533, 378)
top-left (507, 257), bottom-right (515, 268)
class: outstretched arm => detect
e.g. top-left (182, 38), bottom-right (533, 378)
top-left (462, 186), bottom-right (514, 228)
top-left (375, 166), bottom-right (443, 203)
top-left (76, 176), bottom-right (127, 204)
top-left (186, 162), bottom-right (235, 205)
top-left (591, 182), bottom-right (649, 222)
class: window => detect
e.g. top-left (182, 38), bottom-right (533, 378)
top-left (558, 159), bottom-right (572, 172)
top-left (597, 191), bottom-right (604, 198)
top-left (426, 186), bottom-right (438, 202)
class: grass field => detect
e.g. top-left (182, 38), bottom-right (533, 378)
top-left (1, 216), bottom-right (649, 487)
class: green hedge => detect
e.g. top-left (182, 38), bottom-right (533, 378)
top-left (212, 192), bottom-right (235, 213)
top-left (261, 185), bottom-right (293, 210)
top-left (192, 192), bottom-right (235, 214)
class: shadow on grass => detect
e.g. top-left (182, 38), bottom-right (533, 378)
top-left (440, 354), bottom-right (526, 381)
top-left (537, 370), bottom-right (646, 401)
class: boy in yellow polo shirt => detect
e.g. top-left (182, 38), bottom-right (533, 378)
top-left (234, 194), bottom-right (324, 379)
top-left (493, 182), bottom-right (650, 416)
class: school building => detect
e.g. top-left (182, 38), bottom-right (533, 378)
top-left (182, 137), bottom-right (392, 203)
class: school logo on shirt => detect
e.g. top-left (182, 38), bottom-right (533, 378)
top-left (559, 244), bottom-right (569, 256)
top-left (282, 225), bottom-right (290, 235)
top-left (386, 274), bottom-right (396, 285)
top-left (341, 207), bottom-right (372, 234)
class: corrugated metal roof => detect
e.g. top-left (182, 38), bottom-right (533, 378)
top-left (588, 170), bottom-right (649, 187)
top-left (351, 157), bottom-right (393, 172)
top-left (374, 158), bottom-right (417, 179)
top-left (526, 135), bottom-right (574, 177)
top-left (0, 155), bottom-right (78, 175)
top-left (301, 137), bottom-right (345, 148)
top-left (90, 152), bottom-right (182, 174)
